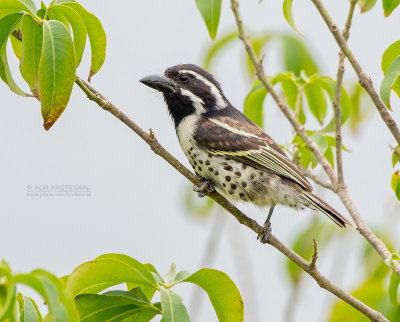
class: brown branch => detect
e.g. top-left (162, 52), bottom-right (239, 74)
top-left (310, 0), bottom-right (400, 154)
top-left (333, 0), bottom-right (357, 187)
top-left (230, 0), bottom-right (400, 279)
top-left (74, 76), bottom-right (387, 321)
top-left (310, 0), bottom-right (400, 278)
top-left (229, 0), bottom-right (338, 187)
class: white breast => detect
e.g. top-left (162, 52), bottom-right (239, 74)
top-left (176, 114), bottom-right (199, 154)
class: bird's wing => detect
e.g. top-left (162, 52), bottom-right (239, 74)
top-left (194, 116), bottom-right (313, 191)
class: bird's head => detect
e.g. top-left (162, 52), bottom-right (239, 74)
top-left (140, 64), bottom-right (229, 127)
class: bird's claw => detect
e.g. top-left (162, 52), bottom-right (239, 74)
top-left (193, 180), bottom-right (215, 198)
top-left (257, 221), bottom-right (272, 244)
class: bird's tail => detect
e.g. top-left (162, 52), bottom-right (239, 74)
top-left (303, 191), bottom-right (352, 228)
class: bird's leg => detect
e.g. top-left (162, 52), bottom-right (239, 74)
top-left (258, 204), bottom-right (275, 244)
top-left (193, 179), bottom-right (215, 198)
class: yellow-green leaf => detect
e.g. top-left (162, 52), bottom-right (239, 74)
top-left (50, 4), bottom-right (87, 67)
top-left (0, 0), bottom-right (36, 15)
top-left (383, 0), bottom-right (400, 16)
top-left (62, 2), bottom-right (106, 81)
top-left (39, 20), bottom-right (75, 130)
top-left (382, 40), bottom-right (400, 102)
top-left (304, 81), bottom-right (327, 124)
top-left (182, 268), bottom-right (243, 322)
top-left (203, 31), bottom-right (238, 71)
top-left (358, 0), bottom-right (377, 13)
top-left (389, 270), bottom-right (400, 305)
top-left (380, 56), bottom-right (400, 110)
top-left (0, 12), bottom-right (28, 96)
top-left (195, 0), bottom-right (222, 40)
top-left (282, 0), bottom-right (303, 36)
top-left (20, 14), bottom-right (43, 97)
top-left (244, 81), bottom-right (267, 128)
top-left (391, 171), bottom-right (400, 201)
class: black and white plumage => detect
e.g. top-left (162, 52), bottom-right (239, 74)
top-left (140, 64), bottom-right (351, 239)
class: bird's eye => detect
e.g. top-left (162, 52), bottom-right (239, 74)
top-left (179, 74), bottom-right (188, 82)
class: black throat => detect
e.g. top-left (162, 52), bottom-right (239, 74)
top-left (163, 93), bottom-right (196, 128)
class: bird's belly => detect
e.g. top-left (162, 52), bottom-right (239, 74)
top-left (185, 146), bottom-right (306, 210)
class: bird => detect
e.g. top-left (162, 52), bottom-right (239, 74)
top-left (140, 64), bottom-right (352, 242)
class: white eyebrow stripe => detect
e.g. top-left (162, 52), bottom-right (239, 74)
top-left (179, 70), bottom-right (228, 109)
top-left (209, 118), bottom-right (265, 140)
top-left (180, 88), bottom-right (206, 114)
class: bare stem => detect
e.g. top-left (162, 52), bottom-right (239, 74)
top-left (294, 161), bottom-right (334, 191)
top-left (333, 0), bottom-right (357, 187)
top-left (75, 75), bottom-right (387, 321)
top-left (310, 0), bottom-right (400, 153)
top-left (230, 0), bottom-right (400, 278)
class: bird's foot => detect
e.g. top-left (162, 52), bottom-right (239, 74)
top-left (257, 221), bottom-right (272, 244)
top-left (193, 180), bottom-right (215, 198)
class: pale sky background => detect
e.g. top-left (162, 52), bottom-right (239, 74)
top-left (1, 0), bottom-right (400, 321)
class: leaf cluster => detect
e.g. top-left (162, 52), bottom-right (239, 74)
top-left (0, 254), bottom-right (244, 321)
top-left (0, 0), bottom-right (106, 129)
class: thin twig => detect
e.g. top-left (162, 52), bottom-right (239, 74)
top-left (75, 76), bottom-right (387, 321)
top-left (230, 0), bottom-right (400, 279)
top-left (309, 239), bottom-right (319, 271)
top-left (333, 0), bottom-right (357, 187)
top-left (294, 161), bottom-right (334, 191)
top-left (311, 0), bottom-right (400, 160)
top-left (310, 0), bottom-right (400, 278)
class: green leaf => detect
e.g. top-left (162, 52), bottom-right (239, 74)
top-left (10, 31), bottom-right (21, 59)
top-left (0, 12), bottom-right (28, 96)
top-left (163, 264), bottom-right (177, 284)
top-left (0, 0), bottom-right (36, 15)
top-left (358, 0), bottom-right (377, 12)
top-left (391, 171), bottom-right (400, 200)
top-left (310, 133), bottom-right (328, 154)
top-left (39, 20), bottom-right (75, 130)
top-left (15, 270), bottom-right (78, 322)
top-left (62, 2), bottom-right (106, 81)
top-left (383, 0), bottom-right (400, 16)
top-left (324, 146), bottom-right (334, 168)
top-left (300, 146), bottom-right (311, 168)
top-left (183, 268), bottom-right (243, 321)
top-left (20, 15), bottom-right (43, 97)
top-left (393, 148), bottom-right (399, 167)
top-left (382, 41), bottom-right (400, 100)
top-left (66, 254), bottom-right (156, 299)
top-left (282, 0), bottom-right (303, 36)
top-left (280, 79), bottom-right (298, 110)
top-left (75, 292), bottom-right (157, 322)
top-left (380, 56), bottom-right (400, 110)
top-left (50, 4), bottom-right (87, 67)
top-left (17, 293), bottom-right (42, 322)
top-left (160, 288), bottom-right (190, 322)
top-left (195, 0), bottom-right (222, 40)
top-left (203, 31), bottom-right (237, 71)
top-left (304, 81), bottom-right (327, 124)
top-left (96, 253), bottom-right (157, 301)
top-left (244, 81), bottom-right (267, 128)
top-left (281, 35), bottom-right (318, 76)
top-left (0, 262), bottom-right (16, 321)
top-left (389, 270), bottom-right (400, 305)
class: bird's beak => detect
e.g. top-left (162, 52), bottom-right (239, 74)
top-left (139, 75), bottom-right (176, 94)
